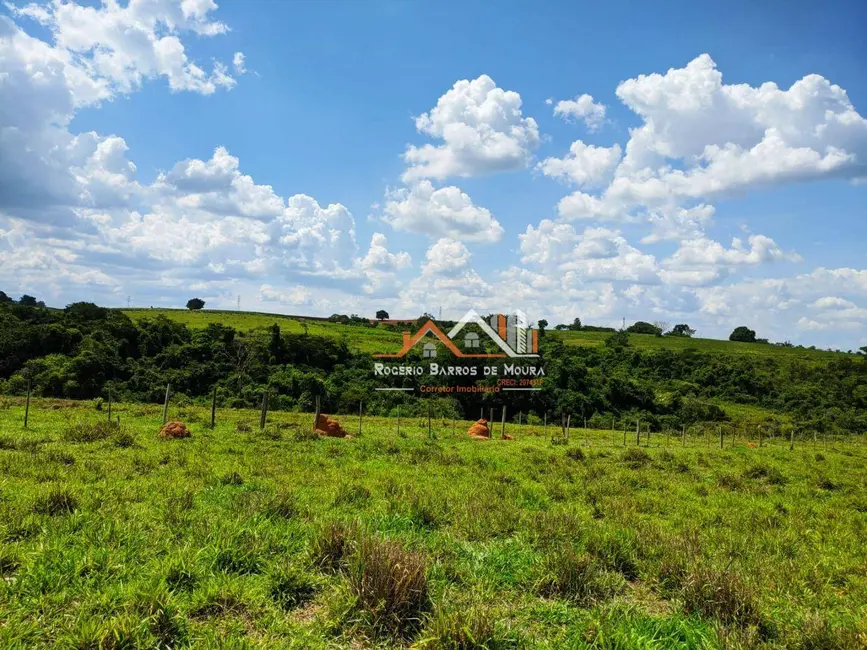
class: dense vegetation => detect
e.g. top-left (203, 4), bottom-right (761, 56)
top-left (0, 401), bottom-right (863, 648)
top-left (2, 301), bottom-right (866, 435)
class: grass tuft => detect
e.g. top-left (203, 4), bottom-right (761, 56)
top-left (621, 448), bottom-right (651, 468)
top-left (311, 520), bottom-right (356, 574)
top-left (63, 420), bottom-right (120, 443)
top-left (420, 606), bottom-right (516, 649)
top-left (348, 533), bottom-right (430, 639)
top-left (538, 547), bottom-right (626, 605)
top-left (268, 564), bottom-right (318, 610)
top-left (33, 488), bottom-right (79, 516)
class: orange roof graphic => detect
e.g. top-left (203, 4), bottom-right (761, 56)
top-left (372, 320), bottom-right (506, 358)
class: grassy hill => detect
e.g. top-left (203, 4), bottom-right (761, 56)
top-left (121, 308), bottom-right (850, 360)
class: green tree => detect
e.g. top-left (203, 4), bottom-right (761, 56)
top-left (537, 319), bottom-right (548, 336)
top-left (729, 326), bottom-right (757, 343)
top-left (376, 309), bottom-right (389, 320)
top-left (570, 317), bottom-right (582, 331)
top-left (668, 324), bottom-right (696, 337)
top-left (19, 295), bottom-right (38, 306)
top-left (0, 291), bottom-right (12, 304)
top-left (186, 298), bottom-right (206, 310)
top-left (65, 302), bottom-right (109, 321)
top-left (627, 321), bottom-right (662, 335)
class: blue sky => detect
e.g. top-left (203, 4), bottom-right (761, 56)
top-left (1, 0), bottom-right (866, 349)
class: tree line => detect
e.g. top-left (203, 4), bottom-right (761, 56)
top-left (1, 300), bottom-right (865, 434)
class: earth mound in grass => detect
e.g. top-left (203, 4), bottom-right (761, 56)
top-left (314, 414), bottom-right (350, 438)
top-left (467, 419), bottom-right (491, 439)
top-left (159, 421), bottom-right (191, 439)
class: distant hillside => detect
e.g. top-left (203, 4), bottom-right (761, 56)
top-left (120, 308), bottom-right (850, 360)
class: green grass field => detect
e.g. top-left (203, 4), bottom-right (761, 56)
top-left (1, 398), bottom-right (864, 648)
top-left (120, 308), bottom-right (850, 360)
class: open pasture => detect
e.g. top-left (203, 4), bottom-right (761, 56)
top-left (0, 398), bottom-right (865, 648)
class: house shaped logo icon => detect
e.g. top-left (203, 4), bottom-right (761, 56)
top-left (373, 309), bottom-right (539, 359)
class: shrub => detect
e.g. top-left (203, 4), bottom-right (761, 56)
top-left (816, 476), bottom-right (839, 491)
top-left (348, 534), bottom-right (430, 639)
top-left (538, 547), bottom-right (626, 605)
top-left (565, 447), bottom-right (585, 461)
top-left (93, 397), bottom-right (104, 411)
top-left (33, 488), bottom-right (79, 516)
top-left (236, 421), bottom-right (252, 433)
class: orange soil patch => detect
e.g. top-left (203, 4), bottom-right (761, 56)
top-left (467, 419), bottom-right (491, 439)
top-left (159, 421), bottom-right (191, 439)
top-left (315, 414), bottom-right (352, 438)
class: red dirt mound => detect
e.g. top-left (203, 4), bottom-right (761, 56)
top-left (315, 414), bottom-right (351, 438)
top-left (467, 419), bottom-right (491, 439)
top-left (159, 421), bottom-right (190, 439)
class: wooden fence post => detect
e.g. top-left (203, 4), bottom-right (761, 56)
top-left (490, 407), bottom-right (494, 426)
top-left (501, 405), bottom-right (506, 439)
top-left (452, 415), bottom-right (456, 437)
top-left (758, 425), bottom-right (763, 448)
top-left (789, 426), bottom-right (795, 451)
top-left (210, 385), bottom-right (217, 429)
top-left (313, 395), bottom-right (320, 431)
top-left (682, 424), bottom-right (686, 447)
top-left (565, 414), bottom-right (571, 443)
top-left (259, 390), bottom-right (269, 431)
top-left (162, 383), bottom-right (170, 425)
top-left (719, 425), bottom-right (723, 449)
top-left (24, 377), bottom-right (31, 429)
